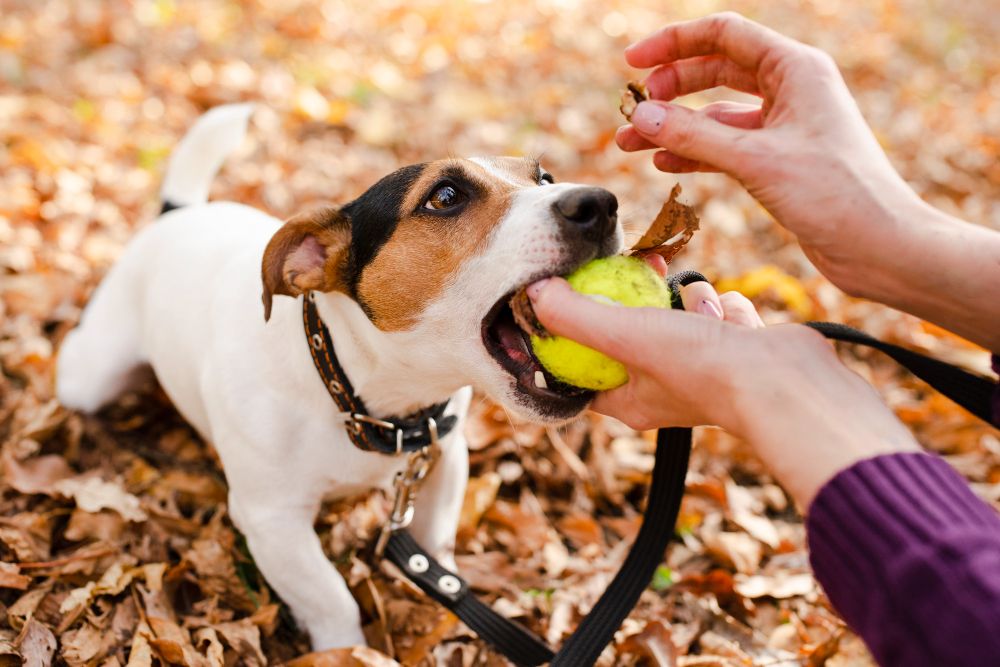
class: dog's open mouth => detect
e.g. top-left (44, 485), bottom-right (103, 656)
top-left (481, 291), bottom-right (594, 407)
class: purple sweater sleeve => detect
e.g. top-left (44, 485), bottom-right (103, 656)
top-left (807, 452), bottom-right (1000, 666)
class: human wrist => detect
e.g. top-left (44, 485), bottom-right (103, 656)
top-left (813, 180), bottom-right (929, 300)
top-left (723, 327), bottom-right (921, 507)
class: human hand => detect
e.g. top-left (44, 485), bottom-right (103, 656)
top-left (527, 276), bottom-right (920, 507)
top-left (616, 12), bottom-right (926, 296)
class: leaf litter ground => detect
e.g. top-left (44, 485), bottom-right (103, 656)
top-left (2, 0), bottom-right (999, 665)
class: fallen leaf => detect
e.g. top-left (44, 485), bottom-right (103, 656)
top-left (54, 476), bottom-right (147, 522)
top-left (458, 472), bottom-right (501, 535)
top-left (2, 454), bottom-right (74, 495)
top-left (620, 620), bottom-right (678, 666)
top-left (630, 183), bottom-right (700, 262)
top-left (14, 618), bottom-right (57, 667)
top-left (0, 563), bottom-right (31, 590)
top-left (211, 618), bottom-right (266, 667)
top-left (183, 538), bottom-right (257, 612)
top-left (285, 646), bottom-right (400, 667)
top-left (734, 573), bottom-right (815, 599)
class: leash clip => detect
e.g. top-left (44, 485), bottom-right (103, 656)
top-left (374, 419), bottom-right (441, 557)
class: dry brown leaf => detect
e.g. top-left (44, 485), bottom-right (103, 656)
top-left (1, 454), bottom-right (74, 495)
top-left (556, 513), bottom-right (604, 549)
top-left (285, 646), bottom-right (401, 667)
top-left (703, 532), bottom-right (763, 575)
top-left (126, 621), bottom-right (154, 667)
top-left (458, 472), bottom-right (501, 535)
top-left (630, 184), bottom-right (700, 262)
top-left (733, 573), bottom-right (815, 599)
top-left (395, 609), bottom-right (458, 665)
top-left (53, 476), bottom-right (147, 522)
top-left (60, 623), bottom-right (107, 667)
top-left (192, 628), bottom-right (225, 667)
top-left (248, 603), bottom-right (280, 637)
top-left (619, 620), bottom-right (678, 667)
top-left (148, 616), bottom-right (205, 667)
top-left (211, 618), bottom-right (266, 667)
top-left (64, 509), bottom-right (126, 543)
top-left (183, 538), bottom-right (257, 612)
top-left (0, 563), bottom-right (31, 590)
top-left (14, 617), bottom-right (57, 667)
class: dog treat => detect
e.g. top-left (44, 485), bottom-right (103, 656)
top-left (630, 183), bottom-right (700, 263)
top-left (510, 287), bottom-right (549, 338)
top-left (619, 80), bottom-right (649, 120)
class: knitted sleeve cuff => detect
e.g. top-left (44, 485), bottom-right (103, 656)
top-left (807, 451), bottom-right (1000, 665)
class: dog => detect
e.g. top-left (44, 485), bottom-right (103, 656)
top-left (56, 104), bottom-right (623, 649)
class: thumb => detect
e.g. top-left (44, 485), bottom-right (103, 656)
top-left (527, 277), bottom-right (649, 365)
top-left (630, 101), bottom-right (753, 173)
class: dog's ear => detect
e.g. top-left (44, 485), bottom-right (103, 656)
top-left (261, 206), bottom-right (351, 321)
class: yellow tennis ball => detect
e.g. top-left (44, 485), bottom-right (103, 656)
top-left (531, 256), bottom-right (672, 390)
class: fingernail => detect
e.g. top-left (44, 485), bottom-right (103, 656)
top-left (631, 102), bottom-right (667, 134)
top-left (527, 278), bottom-right (550, 301)
top-left (697, 299), bottom-right (723, 319)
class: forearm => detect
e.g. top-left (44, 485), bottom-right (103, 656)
top-left (829, 198), bottom-right (1000, 351)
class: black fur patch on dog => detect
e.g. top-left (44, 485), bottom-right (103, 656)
top-left (342, 163), bottom-right (427, 292)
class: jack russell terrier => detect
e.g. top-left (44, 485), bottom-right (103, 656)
top-left (56, 104), bottom-right (623, 649)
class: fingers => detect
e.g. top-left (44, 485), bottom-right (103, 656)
top-left (719, 291), bottom-right (765, 328)
top-left (645, 55), bottom-right (759, 101)
top-left (625, 11), bottom-right (796, 71)
top-left (680, 283), bottom-right (765, 328)
top-left (629, 101), bottom-right (755, 171)
top-left (679, 281), bottom-right (724, 319)
top-left (700, 100), bottom-right (763, 129)
top-left (617, 102), bottom-right (762, 153)
top-left (527, 277), bottom-right (663, 366)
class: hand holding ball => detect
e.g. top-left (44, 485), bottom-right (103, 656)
top-left (527, 256), bottom-right (672, 390)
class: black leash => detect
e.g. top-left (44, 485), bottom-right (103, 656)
top-left (304, 273), bottom-right (998, 666)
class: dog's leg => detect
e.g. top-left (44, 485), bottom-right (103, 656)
top-left (406, 389), bottom-right (471, 572)
top-left (57, 257), bottom-right (146, 413)
top-left (230, 495), bottom-right (368, 650)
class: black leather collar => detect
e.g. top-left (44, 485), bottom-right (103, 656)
top-left (302, 293), bottom-right (457, 454)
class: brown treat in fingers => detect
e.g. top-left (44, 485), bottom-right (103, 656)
top-left (509, 287), bottom-right (549, 338)
top-left (619, 80), bottom-right (650, 120)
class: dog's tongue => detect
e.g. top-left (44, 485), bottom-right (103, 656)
top-left (496, 316), bottom-right (532, 365)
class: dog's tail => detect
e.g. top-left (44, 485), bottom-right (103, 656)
top-left (159, 103), bottom-right (255, 214)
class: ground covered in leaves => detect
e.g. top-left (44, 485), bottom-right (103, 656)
top-left (2, 0), bottom-right (999, 665)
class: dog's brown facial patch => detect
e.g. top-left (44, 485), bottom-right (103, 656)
top-left (356, 157), bottom-right (543, 331)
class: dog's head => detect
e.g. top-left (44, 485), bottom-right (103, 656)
top-left (261, 157), bottom-right (622, 422)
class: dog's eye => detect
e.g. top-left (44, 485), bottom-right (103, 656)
top-left (423, 184), bottom-right (466, 211)
top-left (539, 172), bottom-right (555, 185)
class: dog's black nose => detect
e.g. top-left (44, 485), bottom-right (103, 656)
top-left (552, 187), bottom-right (618, 242)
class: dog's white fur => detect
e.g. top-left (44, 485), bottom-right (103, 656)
top-left (57, 105), bottom-right (622, 648)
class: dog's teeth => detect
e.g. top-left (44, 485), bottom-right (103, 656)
top-left (534, 370), bottom-right (548, 390)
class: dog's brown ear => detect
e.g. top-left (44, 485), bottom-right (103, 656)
top-left (261, 206), bottom-right (351, 321)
